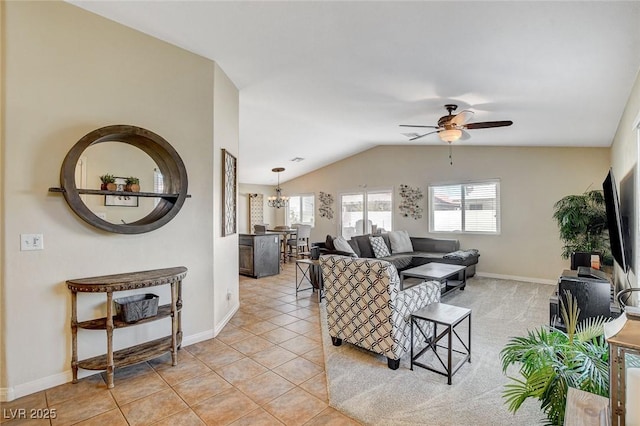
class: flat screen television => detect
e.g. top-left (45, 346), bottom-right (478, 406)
top-left (602, 168), bottom-right (629, 272)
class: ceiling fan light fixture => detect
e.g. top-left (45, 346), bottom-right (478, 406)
top-left (439, 128), bottom-right (462, 143)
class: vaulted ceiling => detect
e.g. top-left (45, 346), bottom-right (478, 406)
top-left (70, 1), bottom-right (640, 185)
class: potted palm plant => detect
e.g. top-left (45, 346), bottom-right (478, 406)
top-left (500, 293), bottom-right (609, 425)
top-left (125, 176), bottom-right (140, 192)
top-left (99, 174), bottom-right (116, 191)
top-left (552, 189), bottom-right (609, 268)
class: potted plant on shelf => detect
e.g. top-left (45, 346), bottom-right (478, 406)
top-left (552, 189), bottom-right (610, 268)
top-left (125, 177), bottom-right (140, 192)
top-left (500, 293), bottom-right (609, 425)
top-left (99, 174), bottom-right (116, 191)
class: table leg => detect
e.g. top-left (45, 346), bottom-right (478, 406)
top-left (410, 316), bottom-right (414, 371)
top-left (171, 282), bottom-right (178, 366)
top-left (71, 291), bottom-right (78, 383)
top-left (447, 323), bottom-right (453, 385)
top-left (316, 265), bottom-right (323, 303)
top-left (105, 291), bottom-right (114, 389)
top-left (177, 279), bottom-right (183, 348)
top-left (468, 313), bottom-right (472, 363)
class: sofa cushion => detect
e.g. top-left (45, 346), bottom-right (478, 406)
top-left (351, 234), bottom-right (375, 258)
top-left (380, 254), bottom-right (414, 271)
top-left (388, 230), bottom-right (413, 253)
top-left (410, 237), bottom-right (459, 253)
top-left (370, 236), bottom-right (391, 258)
top-left (348, 239), bottom-right (361, 257)
top-left (333, 236), bottom-right (357, 256)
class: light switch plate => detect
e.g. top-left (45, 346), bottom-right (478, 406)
top-left (21, 234), bottom-right (44, 251)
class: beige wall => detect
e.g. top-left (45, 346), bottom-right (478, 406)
top-left (213, 63), bottom-right (240, 328)
top-left (1, 1), bottom-right (238, 400)
top-left (238, 183), bottom-right (278, 234)
top-left (281, 145), bottom-right (611, 283)
top-left (611, 70), bottom-right (640, 295)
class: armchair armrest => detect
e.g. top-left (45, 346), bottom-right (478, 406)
top-left (394, 280), bottom-right (441, 311)
top-left (389, 280), bottom-right (441, 359)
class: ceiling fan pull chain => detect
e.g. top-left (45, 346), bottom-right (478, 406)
top-left (448, 143), bottom-right (453, 165)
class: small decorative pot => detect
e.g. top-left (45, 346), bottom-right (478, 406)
top-left (106, 183), bottom-right (117, 191)
top-left (125, 184), bottom-right (140, 192)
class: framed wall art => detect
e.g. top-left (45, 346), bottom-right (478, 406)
top-left (222, 149), bottom-right (237, 236)
top-left (105, 177), bottom-right (139, 207)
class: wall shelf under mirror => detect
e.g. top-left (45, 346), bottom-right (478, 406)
top-left (48, 187), bottom-right (190, 199)
top-left (49, 124), bottom-right (191, 234)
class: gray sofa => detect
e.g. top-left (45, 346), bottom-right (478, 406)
top-left (318, 234), bottom-right (479, 277)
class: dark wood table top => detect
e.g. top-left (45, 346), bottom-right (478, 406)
top-left (67, 266), bottom-right (187, 292)
top-left (401, 263), bottom-right (465, 280)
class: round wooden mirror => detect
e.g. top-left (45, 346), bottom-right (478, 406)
top-left (57, 125), bottom-right (189, 234)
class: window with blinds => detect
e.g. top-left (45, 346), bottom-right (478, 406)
top-left (153, 168), bottom-right (164, 207)
top-left (428, 180), bottom-right (500, 234)
top-left (287, 194), bottom-right (315, 227)
top-left (339, 189), bottom-right (393, 238)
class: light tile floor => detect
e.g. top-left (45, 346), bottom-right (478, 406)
top-left (1, 263), bottom-right (360, 425)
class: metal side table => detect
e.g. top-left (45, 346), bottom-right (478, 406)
top-left (410, 302), bottom-right (471, 384)
top-left (295, 258), bottom-right (323, 302)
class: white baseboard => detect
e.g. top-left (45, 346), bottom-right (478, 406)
top-left (1, 302), bottom-right (241, 402)
top-left (181, 329), bottom-right (216, 347)
top-left (214, 302), bottom-right (240, 337)
top-left (0, 370), bottom-right (73, 403)
top-left (181, 302), bottom-right (240, 347)
top-left (475, 271), bottom-right (557, 286)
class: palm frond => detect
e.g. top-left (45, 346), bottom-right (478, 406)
top-left (501, 293), bottom-right (609, 426)
top-left (559, 291), bottom-right (579, 341)
top-left (575, 316), bottom-right (607, 342)
top-left (503, 378), bottom-right (534, 413)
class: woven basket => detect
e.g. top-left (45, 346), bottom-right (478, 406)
top-left (114, 294), bottom-right (159, 323)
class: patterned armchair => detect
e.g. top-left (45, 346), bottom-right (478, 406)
top-left (320, 254), bottom-right (441, 369)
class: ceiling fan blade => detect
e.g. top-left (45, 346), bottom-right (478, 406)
top-left (451, 110), bottom-right (474, 126)
top-left (464, 120), bottom-right (513, 129)
top-left (460, 129), bottom-right (471, 141)
top-left (399, 124), bottom-right (439, 128)
top-left (409, 130), bottom-right (439, 141)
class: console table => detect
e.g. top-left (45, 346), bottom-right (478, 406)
top-left (67, 266), bottom-right (187, 388)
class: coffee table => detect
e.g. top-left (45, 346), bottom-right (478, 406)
top-left (400, 262), bottom-right (466, 295)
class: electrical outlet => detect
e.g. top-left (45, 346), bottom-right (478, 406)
top-left (21, 234), bottom-right (44, 251)
top-left (226, 290), bottom-right (232, 301)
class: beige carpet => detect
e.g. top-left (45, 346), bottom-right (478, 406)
top-left (321, 276), bottom-right (556, 426)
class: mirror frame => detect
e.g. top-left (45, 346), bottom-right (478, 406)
top-left (60, 125), bottom-right (189, 234)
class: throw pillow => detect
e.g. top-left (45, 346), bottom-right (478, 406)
top-left (332, 236), bottom-right (357, 256)
top-left (388, 230), bottom-right (413, 253)
top-left (443, 249), bottom-right (480, 260)
top-left (369, 236), bottom-right (391, 258)
top-left (325, 234), bottom-right (335, 251)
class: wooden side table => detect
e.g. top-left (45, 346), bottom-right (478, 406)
top-left (606, 315), bottom-right (640, 425)
top-left (67, 266), bottom-right (187, 388)
top-left (410, 302), bottom-right (471, 384)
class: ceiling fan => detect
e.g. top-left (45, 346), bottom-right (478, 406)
top-left (400, 104), bottom-right (513, 143)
